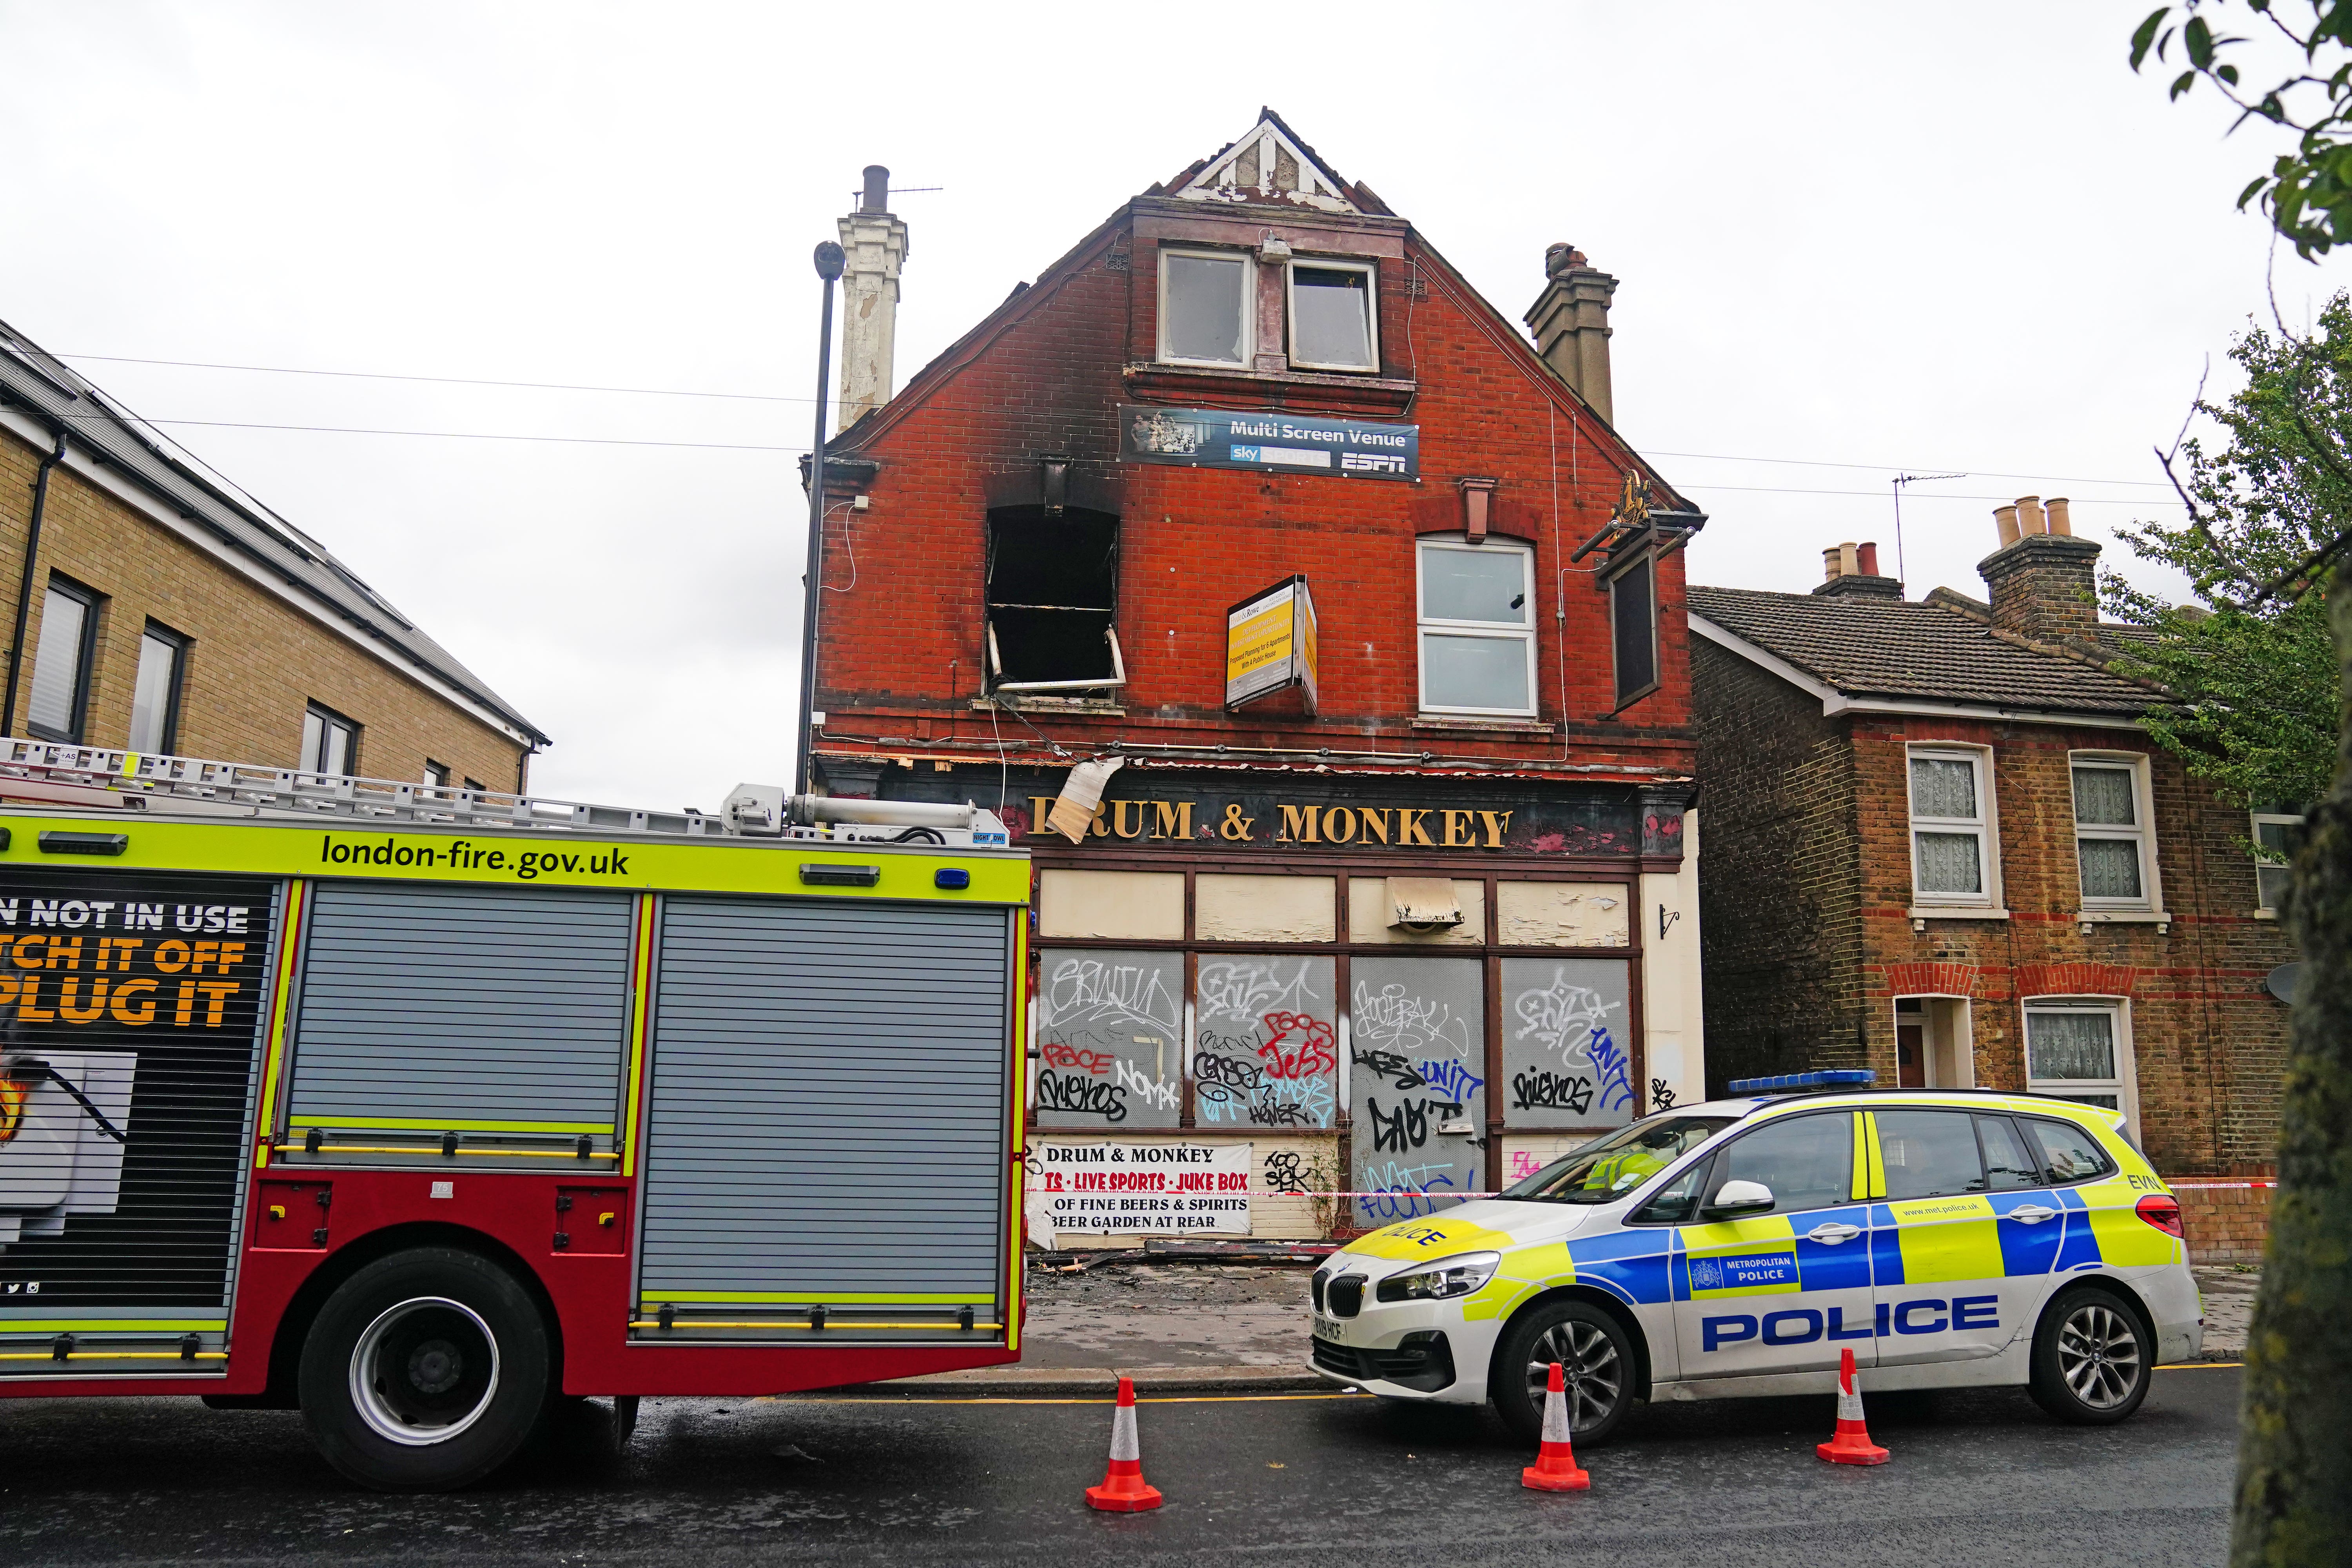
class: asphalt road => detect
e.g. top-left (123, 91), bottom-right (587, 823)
top-left (0, 1367), bottom-right (2241, 1567)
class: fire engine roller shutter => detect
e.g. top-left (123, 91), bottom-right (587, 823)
top-left (286, 882), bottom-right (633, 1132)
top-left (639, 897), bottom-right (1011, 1298)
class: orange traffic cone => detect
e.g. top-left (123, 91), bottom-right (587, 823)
top-left (1817, 1346), bottom-right (1889, 1465)
top-left (1520, 1361), bottom-right (1591, 1491)
top-left (1085, 1376), bottom-right (1164, 1511)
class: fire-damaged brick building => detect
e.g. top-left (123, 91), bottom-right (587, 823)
top-left (1689, 510), bottom-right (2296, 1210)
top-left (800, 113), bottom-right (1707, 1236)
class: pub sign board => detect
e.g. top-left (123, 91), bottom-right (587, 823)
top-left (1225, 575), bottom-right (1318, 713)
top-left (1120, 405), bottom-right (1418, 481)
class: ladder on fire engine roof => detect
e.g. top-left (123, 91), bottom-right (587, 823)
top-left (0, 739), bottom-right (1007, 845)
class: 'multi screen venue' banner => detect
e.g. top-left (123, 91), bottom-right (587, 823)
top-left (1120, 405), bottom-right (1418, 480)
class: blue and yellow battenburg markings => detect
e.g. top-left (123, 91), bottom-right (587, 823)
top-left (1360, 1105), bottom-right (2178, 1334)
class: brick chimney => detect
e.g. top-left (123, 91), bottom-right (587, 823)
top-left (1524, 243), bottom-right (1617, 426)
top-left (835, 164), bottom-right (909, 433)
top-left (1979, 495), bottom-right (2101, 640)
top-left (1812, 539), bottom-right (1903, 599)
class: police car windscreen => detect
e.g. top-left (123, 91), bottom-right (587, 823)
top-left (1500, 1115), bottom-right (1736, 1204)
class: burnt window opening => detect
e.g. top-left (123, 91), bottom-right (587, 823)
top-left (985, 504), bottom-right (1125, 693)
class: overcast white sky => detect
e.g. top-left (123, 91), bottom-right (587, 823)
top-left (3, 3), bottom-right (2346, 805)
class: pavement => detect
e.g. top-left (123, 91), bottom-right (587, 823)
top-left (0, 1366), bottom-right (2245, 1566)
top-left (906, 1260), bottom-right (1316, 1392)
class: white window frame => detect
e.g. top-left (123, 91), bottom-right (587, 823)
top-left (1155, 246), bottom-right (1256, 368)
top-left (2070, 751), bottom-right (2160, 916)
top-left (1905, 742), bottom-right (2001, 911)
top-left (2251, 809), bottom-right (2304, 916)
top-left (2022, 997), bottom-right (2141, 1144)
top-left (1285, 258), bottom-right (1378, 372)
top-left (1415, 537), bottom-right (1537, 718)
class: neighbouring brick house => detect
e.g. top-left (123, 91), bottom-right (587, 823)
top-left (0, 318), bottom-right (544, 786)
top-left (1689, 509), bottom-right (2292, 1256)
top-left (802, 114), bottom-right (1710, 1239)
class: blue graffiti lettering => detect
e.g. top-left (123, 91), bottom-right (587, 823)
top-left (1590, 1027), bottom-right (1635, 1113)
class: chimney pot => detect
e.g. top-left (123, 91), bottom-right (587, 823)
top-left (2045, 496), bottom-right (2073, 536)
top-left (1822, 546), bottom-right (1844, 582)
top-left (1995, 505), bottom-right (2022, 548)
top-left (1856, 541), bottom-right (1880, 577)
top-left (2016, 495), bottom-right (2047, 536)
top-left (860, 164), bottom-right (889, 214)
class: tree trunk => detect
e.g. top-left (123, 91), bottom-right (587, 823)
top-left (2230, 586), bottom-right (2352, 1564)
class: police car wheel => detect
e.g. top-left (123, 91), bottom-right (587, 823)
top-left (1493, 1300), bottom-right (1635, 1446)
top-left (299, 1247), bottom-right (552, 1490)
top-left (2028, 1285), bottom-right (2153, 1425)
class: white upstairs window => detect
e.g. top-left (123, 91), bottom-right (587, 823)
top-left (1907, 745), bottom-right (1997, 908)
top-left (1287, 261), bottom-right (1376, 370)
top-left (2072, 756), bottom-right (2155, 911)
top-left (1158, 249), bottom-right (1253, 367)
top-left (1416, 539), bottom-right (1534, 717)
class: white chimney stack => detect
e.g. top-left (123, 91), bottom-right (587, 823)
top-left (835, 164), bottom-right (909, 434)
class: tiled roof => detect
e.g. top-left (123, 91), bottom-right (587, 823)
top-left (0, 318), bottom-right (545, 745)
top-left (1688, 585), bottom-right (2160, 717)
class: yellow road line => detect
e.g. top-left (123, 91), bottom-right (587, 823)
top-left (2159, 1361), bottom-right (2242, 1370)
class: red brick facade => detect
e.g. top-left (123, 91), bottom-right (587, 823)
top-left (808, 220), bottom-right (1691, 768)
top-left (800, 117), bottom-right (1709, 1228)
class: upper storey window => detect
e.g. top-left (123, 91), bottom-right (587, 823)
top-left (1288, 262), bottom-right (1376, 370)
top-left (1158, 249), bottom-right (1252, 366)
top-left (1417, 539), bottom-right (1535, 717)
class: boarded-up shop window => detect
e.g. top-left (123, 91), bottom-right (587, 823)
top-left (1034, 949), bottom-right (1183, 1131)
top-left (1500, 957), bottom-right (1634, 1129)
top-left (985, 505), bottom-right (1123, 693)
top-left (1193, 956), bottom-right (1337, 1133)
top-left (1348, 955), bottom-right (1485, 1225)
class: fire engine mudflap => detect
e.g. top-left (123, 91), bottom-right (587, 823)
top-left (0, 748), bottom-right (1029, 1491)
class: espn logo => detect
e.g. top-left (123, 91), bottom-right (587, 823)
top-left (1341, 452), bottom-right (1407, 473)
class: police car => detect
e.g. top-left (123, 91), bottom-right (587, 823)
top-left (1308, 1077), bottom-right (2200, 1443)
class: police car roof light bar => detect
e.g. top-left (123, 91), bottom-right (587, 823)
top-left (1725, 1069), bottom-right (1877, 1094)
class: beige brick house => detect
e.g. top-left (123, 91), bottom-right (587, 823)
top-left (0, 318), bottom-right (543, 785)
top-left (1688, 508), bottom-right (2294, 1202)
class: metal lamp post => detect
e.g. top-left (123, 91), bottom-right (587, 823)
top-left (796, 240), bottom-right (846, 798)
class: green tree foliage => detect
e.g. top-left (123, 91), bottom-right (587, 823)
top-left (2099, 299), bottom-right (2352, 817)
top-left (2134, 1), bottom-right (2352, 256)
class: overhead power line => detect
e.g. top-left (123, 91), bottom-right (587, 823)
top-left (45, 350), bottom-right (2187, 492)
top-left (51, 412), bottom-right (809, 454)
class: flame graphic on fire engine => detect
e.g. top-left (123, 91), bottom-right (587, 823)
top-left (0, 1074), bottom-right (25, 1144)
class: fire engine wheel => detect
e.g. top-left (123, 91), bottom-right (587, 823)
top-left (299, 1248), bottom-right (551, 1491)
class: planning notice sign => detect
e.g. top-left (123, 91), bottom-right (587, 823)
top-left (1226, 576), bottom-right (1318, 712)
top-left (1120, 405), bottom-right (1417, 480)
